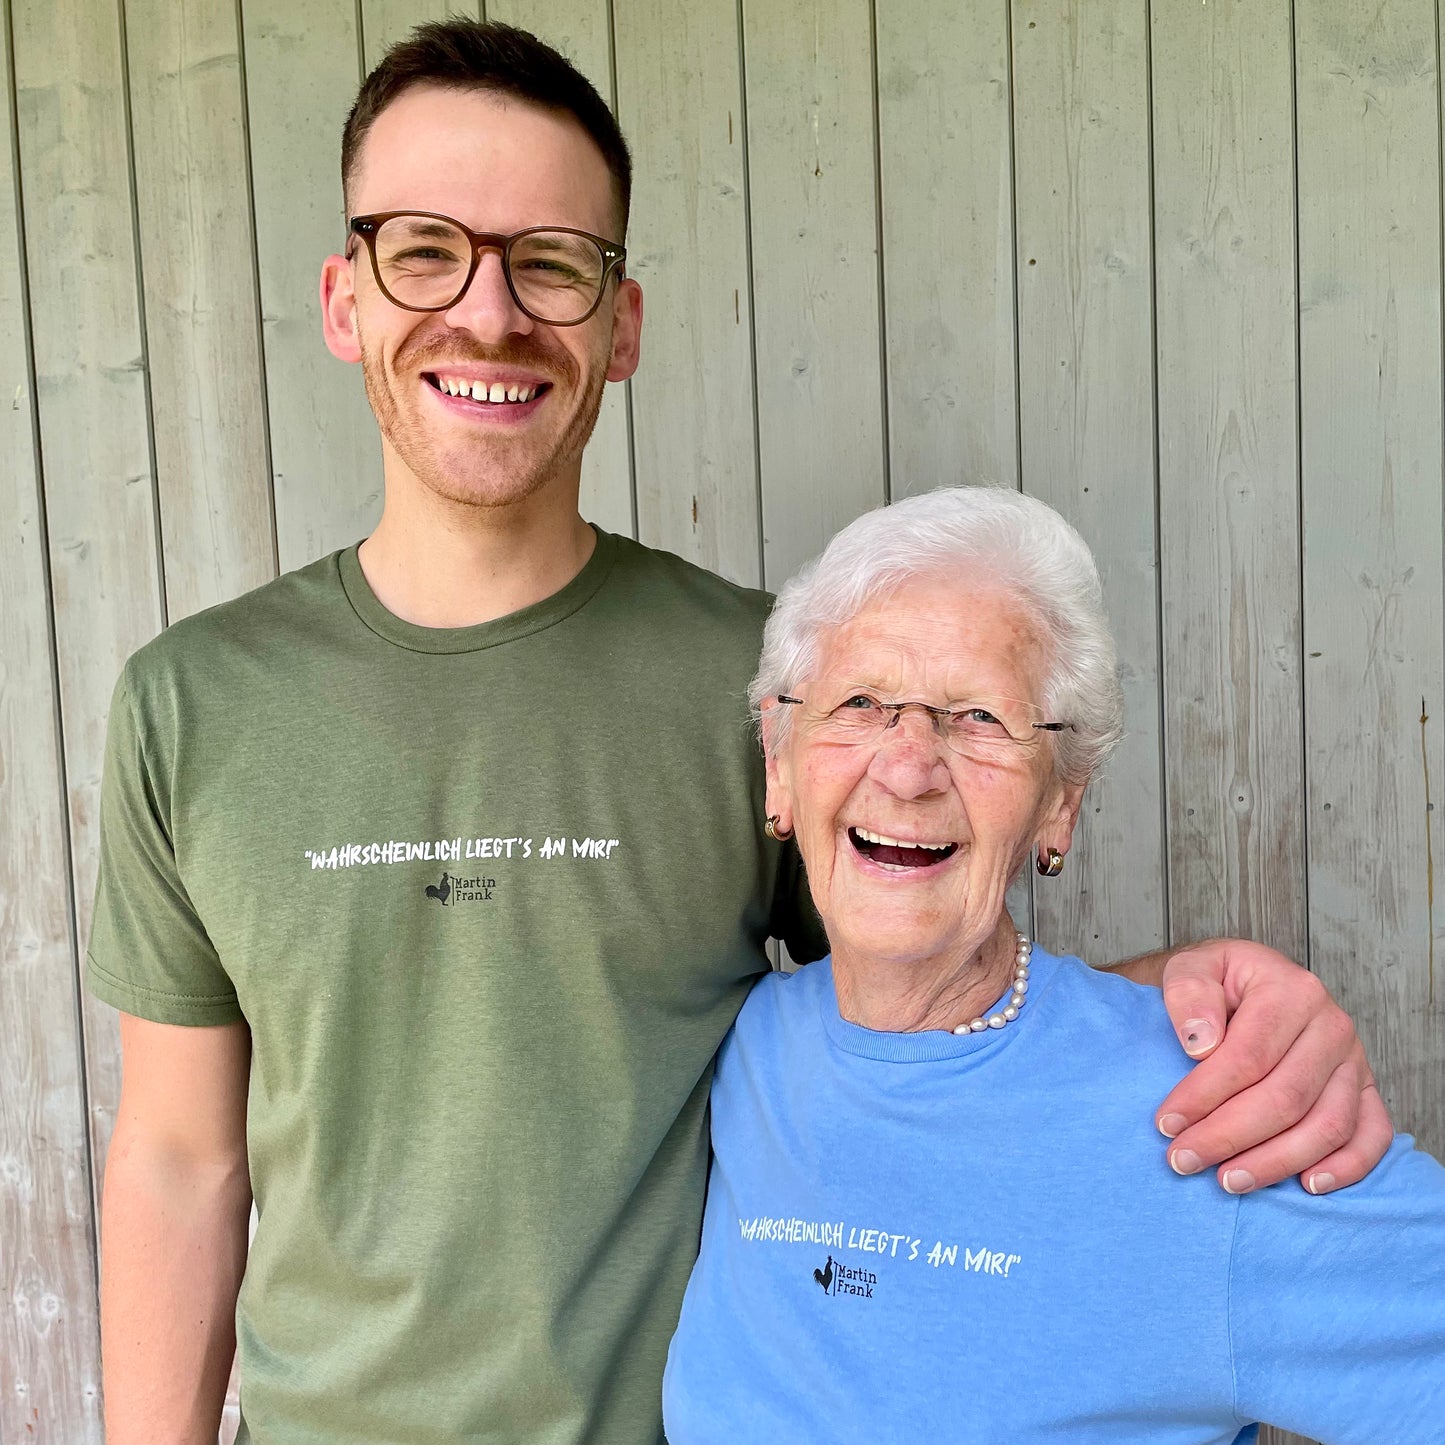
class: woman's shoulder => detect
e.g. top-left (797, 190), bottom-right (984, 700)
top-left (1026, 946), bottom-right (1197, 1092)
top-left (735, 958), bottom-right (830, 1026)
top-left (1032, 945), bottom-right (1171, 1017)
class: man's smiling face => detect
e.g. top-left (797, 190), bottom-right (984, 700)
top-left (322, 85), bottom-right (641, 510)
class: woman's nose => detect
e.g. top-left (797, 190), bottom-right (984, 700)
top-left (867, 713), bottom-right (952, 796)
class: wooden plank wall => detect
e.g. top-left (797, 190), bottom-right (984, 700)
top-left (2, 3), bottom-right (1441, 1443)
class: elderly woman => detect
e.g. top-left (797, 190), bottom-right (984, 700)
top-left (663, 487), bottom-right (1445, 1443)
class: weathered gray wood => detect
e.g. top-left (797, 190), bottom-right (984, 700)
top-left (743, 0), bottom-right (887, 590)
top-left (1152, 0), bottom-right (1306, 963)
top-left (875, 0), bottom-right (1018, 496)
top-left (361, 0), bottom-right (474, 72)
top-left (874, 0), bottom-right (1031, 939)
top-left (612, 0), bottom-right (758, 584)
top-left (125, 0), bottom-right (276, 620)
top-left (1012, 0), bottom-right (1165, 963)
top-left (1298, 0), bottom-right (1444, 1157)
top-left (12, 0), bottom-right (166, 1222)
top-left (486, 0), bottom-right (636, 539)
top-left (0, 9), bottom-right (103, 1440)
top-left (243, 0), bottom-right (380, 571)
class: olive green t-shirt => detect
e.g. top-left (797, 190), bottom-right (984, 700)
top-left (87, 529), bottom-right (823, 1445)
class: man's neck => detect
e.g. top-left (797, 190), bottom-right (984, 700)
top-left (358, 470), bottom-right (597, 629)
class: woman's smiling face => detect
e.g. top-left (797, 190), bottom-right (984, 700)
top-left (765, 577), bottom-right (1085, 977)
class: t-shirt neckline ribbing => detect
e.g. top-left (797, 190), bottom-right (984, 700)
top-left (818, 947), bottom-right (1060, 1063)
top-left (337, 525), bottom-right (619, 654)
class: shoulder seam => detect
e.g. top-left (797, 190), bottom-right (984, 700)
top-left (118, 657), bottom-right (174, 847)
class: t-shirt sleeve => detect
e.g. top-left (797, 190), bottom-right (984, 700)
top-left (1228, 1135), bottom-right (1445, 1442)
top-left (768, 839), bottom-right (829, 964)
top-left (86, 667), bottom-right (242, 1025)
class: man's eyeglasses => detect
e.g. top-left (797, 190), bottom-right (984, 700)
top-left (347, 212), bottom-right (627, 325)
top-left (776, 692), bottom-right (1074, 763)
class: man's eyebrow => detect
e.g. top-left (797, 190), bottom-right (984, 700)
top-left (392, 220), bottom-right (463, 240)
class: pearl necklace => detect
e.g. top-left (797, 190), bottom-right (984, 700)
top-left (952, 932), bottom-right (1032, 1035)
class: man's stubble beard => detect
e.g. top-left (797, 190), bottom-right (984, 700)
top-left (359, 326), bottom-right (609, 511)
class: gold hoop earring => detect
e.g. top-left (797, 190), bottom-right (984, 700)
top-left (765, 815), bottom-right (793, 842)
top-left (1036, 847), bottom-right (1064, 877)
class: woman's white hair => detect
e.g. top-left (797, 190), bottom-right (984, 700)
top-left (748, 485), bottom-right (1124, 786)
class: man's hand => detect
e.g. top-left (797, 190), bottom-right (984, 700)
top-left (1138, 940), bottom-right (1393, 1194)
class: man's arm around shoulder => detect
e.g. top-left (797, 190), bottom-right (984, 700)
top-left (1101, 939), bottom-right (1392, 1194)
top-left (101, 1013), bottom-right (251, 1445)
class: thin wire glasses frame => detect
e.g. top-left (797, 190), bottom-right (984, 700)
top-left (347, 212), bottom-right (627, 325)
top-left (776, 693), bottom-right (1075, 754)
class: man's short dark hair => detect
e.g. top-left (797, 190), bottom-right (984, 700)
top-left (341, 19), bottom-right (632, 233)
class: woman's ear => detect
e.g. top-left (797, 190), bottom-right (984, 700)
top-left (1041, 779), bottom-right (1087, 858)
top-left (760, 698), bottom-right (795, 839)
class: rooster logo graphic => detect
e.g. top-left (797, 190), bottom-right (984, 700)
top-left (424, 871), bottom-right (452, 906)
top-left (812, 1255), bottom-right (835, 1294)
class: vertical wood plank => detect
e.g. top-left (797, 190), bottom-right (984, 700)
top-left (244, 0), bottom-right (379, 572)
top-left (1012, 0), bottom-right (1165, 962)
top-left (125, 0), bottom-right (276, 621)
top-left (1152, 0), bottom-right (1306, 962)
top-left (743, 0), bottom-right (887, 590)
top-left (875, 0), bottom-right (1018, 495)
top-left (874, 0), bottom-right (1031, 938)
top-left (486, 0), bottom-right (636, 539)
top-left (361, 0), bottom-right (475, 73)
top-left (0, 4), bottom-right (103, 1437)
top-left (12, 0), bottom-right (165, 1209)
top-left (1298, 0), bottom-right (1445, 1156)
top-left (613, 0), bottom-right (759, 583)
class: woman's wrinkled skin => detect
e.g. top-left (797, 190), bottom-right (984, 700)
top-left (763, 578), bottom-right (1084, 1034)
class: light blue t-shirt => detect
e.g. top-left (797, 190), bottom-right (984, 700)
top-left (663, 947), bottom-right (1445, 1444)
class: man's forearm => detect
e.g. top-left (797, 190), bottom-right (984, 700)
top-left (1101, 949), bottom-right (1168, 987)
top-left (100, 1131), bottom-right (251, 1444)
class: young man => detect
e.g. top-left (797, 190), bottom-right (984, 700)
top-left (89, 21), bottom-right (1389, 1445)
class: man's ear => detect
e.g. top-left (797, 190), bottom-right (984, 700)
top-left (606, 276), bottom-right (643, 382)
top-left (760, 698), bottom-right (795, 838)
top-left (321, 253), bottom-right (362, 364)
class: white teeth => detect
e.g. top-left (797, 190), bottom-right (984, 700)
top-left (854, 827), bottom-right (954, 851)
top-left (434, 376), bottom-right (540, 403)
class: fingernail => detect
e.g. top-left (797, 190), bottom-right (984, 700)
top-left (1222, 1169), bottom-right (1256, 1195)
top-left (1181, 1019), bottom-right (1218, 1057)
top-left (1157, 1112), bottom-right (1188, 1139)
top-left (1169, 1148), bottom-right (1203, 1176)
top-left (1305, 1171), bottom-right (1336, 1196)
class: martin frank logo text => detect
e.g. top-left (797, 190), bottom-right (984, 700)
top-left (812, 1255), bottom-right (876, 1300)
top-left (424, 871), bottom-right (496, 906)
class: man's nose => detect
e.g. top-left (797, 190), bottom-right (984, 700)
top-left (442, 249), bottom-right (534, 341)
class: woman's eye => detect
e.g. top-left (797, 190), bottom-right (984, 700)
top-left (837, 695), bottom-right (882, 712)
top-left (954, 707), bottom-right (1010, 735)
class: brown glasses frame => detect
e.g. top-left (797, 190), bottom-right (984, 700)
top-left (347, 212), bottom-right (627, 325)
